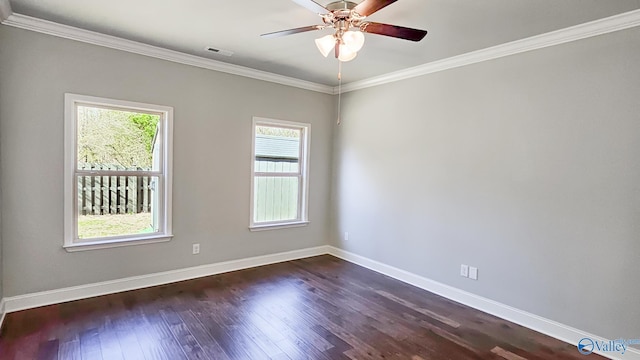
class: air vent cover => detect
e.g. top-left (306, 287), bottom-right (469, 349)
top-left (205, 47), bottom-right (234, 56)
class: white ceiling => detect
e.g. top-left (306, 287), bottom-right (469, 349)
top-left (7, 0), bottom-right (640, 85)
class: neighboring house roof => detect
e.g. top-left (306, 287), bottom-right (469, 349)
top-left (255, 134), bottom-right (299, 159)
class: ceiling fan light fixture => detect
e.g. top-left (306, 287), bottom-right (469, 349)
top-left (315, 34), bottom-right (336, 57)
top-left (338, 44), bottom-right (357, 62)
top-left (263, 0), bottom-right (427, 65)
top-left (342, 30), bottom-right (365, 52)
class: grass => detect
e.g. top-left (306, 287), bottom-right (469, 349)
top-left (78, 213), bottom-right (154, 239)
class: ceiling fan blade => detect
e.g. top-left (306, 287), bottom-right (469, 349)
top-left (261, 25), bottom-right (324, 38)
top-left (353, 0), bottom-right (398, 17)
top-left (292, 0), bottom-right (329, 14)
top-left (361, 22), bottom-right (427, 41)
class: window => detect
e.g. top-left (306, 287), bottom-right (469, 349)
top-left (250, 117), bottom-right (310, 230)
top-left (64, 94), bottom-right (173, 251)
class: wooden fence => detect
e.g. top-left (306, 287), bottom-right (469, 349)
top-left (253, 159), bottom-right (299, 223)
top-left (78, 163), bottom-right (153, 215)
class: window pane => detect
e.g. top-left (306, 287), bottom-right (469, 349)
top-left (254, 159), bottom-right (299, 173)
top-left (254, 176), bottom-right (299, 223)
top-left (77, 175), bottom-right (159, 239)
top-left (77, 105), bottom-right (161, 171)
top-left (255, 126), bottom-right (300, 173)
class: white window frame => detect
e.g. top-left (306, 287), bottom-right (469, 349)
top-left (250, 117), bottom-right (310, 231)
top-left (64, 93), bottom-right (173, 251)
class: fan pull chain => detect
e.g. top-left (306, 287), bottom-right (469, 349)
top-left (337, 60), bottom-right (342, 125)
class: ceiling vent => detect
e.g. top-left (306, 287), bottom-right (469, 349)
top-left (205, 47), bottom-right (234, 56)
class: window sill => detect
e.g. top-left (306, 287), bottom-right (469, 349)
top-left (64, 234), bottom-right (173, 252)
top-left (249, 221), bottom-right (309, 232)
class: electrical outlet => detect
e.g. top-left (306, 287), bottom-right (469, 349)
top-left (344, 232), bottom-right (349, 241)
top-left (469, 267), bottom-right (478, 280)
top-left (460, 264), bottom-right (469, 277)
top-left (192, 243), bottom-right (200, 255)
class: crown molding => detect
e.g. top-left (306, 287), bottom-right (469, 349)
top-left (338, 9), bottom-right (640, 93)
top-left (2, 8), bottom-right (639, 96)
top-left (0, 13), bottom-right (335, 95)
top-left (0, 0), bottom-right (11, 22)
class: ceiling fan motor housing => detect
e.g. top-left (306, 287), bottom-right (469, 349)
top-left (322, 1), bottom-right (364, 31)
top-left (261, 0), bottom-right (428, 50)
top-left (325, 1), bottom-right (358, 12)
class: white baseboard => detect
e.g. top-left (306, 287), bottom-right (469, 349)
top-left (3, 245), bottom-right (329, 313)
top-left (327, 246), bottom-right (640, 360)
top-left (0, 299), bottom-right (6, 330)
top-left (1, 244), bottom-right (636, 359)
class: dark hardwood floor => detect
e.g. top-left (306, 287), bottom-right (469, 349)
top-left (0, 255), bottom-right (598, 359)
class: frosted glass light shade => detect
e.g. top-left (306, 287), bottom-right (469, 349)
top-left (315, 35), bottom-right (335, 57)
top-left (338, 44), bottom-right (357, 62)
top-left (342, 31), bottom-right (365, 52)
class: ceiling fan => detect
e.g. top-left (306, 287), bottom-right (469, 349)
top-left (261, 0), bottom-right (428, 62)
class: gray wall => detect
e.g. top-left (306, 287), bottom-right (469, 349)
top-left (0, 57), bottom-right (3, 303)
top-left (0, 25), bottom-right (334, 297)
top-left (331, 27), bottom-right (640, 340)
top-left (0, 110), bottom-right (2, 303)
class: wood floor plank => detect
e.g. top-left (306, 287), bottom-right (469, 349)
top-left (0, 255), bottom-right (605, 360)
top-left (492, 346), bottom-right (529, 360)
top-left (265, 278), bottom-right (423, 359)
top-left (13, 333), bottom-right (41, 360)
top-left (57, 336), bottom-right (81, 360)
top-left (111, 310), bottom-right (147, 360)
top-left (191, 301), bottom-right (270, 359)
top-left (176, 309), bottom-right (231, 360)
top-left (287, 261), bottom-right (469, 359)
top-left (35, 339), bottom-right (58, 360)
top-left (206, 283), bottom-right (293, 360)
top-left (130, 306), bottom-right (173, 360)
top-left (160, 307), bottom-right (211, 360)
top-left (250, 298), bottom-right (337, 359)
top-left (97, 316), bottom-right (125, 360)
top-left (375, 289), bottom-right (462, 328)
top-left (139, 301), bottom-right (189, 360)
top-left (79, 328), bottom-right (103, 360)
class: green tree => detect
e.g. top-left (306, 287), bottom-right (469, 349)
top-left (77, 107), bottom-right (159, 168)
top-left (256, 125), bottom-right (300, 138)
top-left (129, 113), bottom-right (160, 156)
